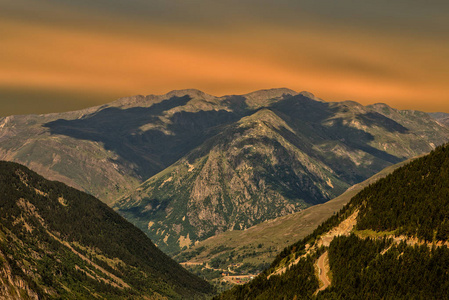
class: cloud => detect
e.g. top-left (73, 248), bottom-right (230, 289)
top-left (1, 0), bottom-right (448, 114)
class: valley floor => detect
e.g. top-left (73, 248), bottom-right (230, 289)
top-left (180, 261), bottom-right (259, 287)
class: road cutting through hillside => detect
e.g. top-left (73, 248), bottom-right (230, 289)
top-left (316, 251), bottom-right (330, 293)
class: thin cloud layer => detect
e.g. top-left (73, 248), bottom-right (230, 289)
top-left (1, 0), bottom-right (448, 115)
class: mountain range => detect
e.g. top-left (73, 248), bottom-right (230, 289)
top-left (1, 88), bottom-right (449, 253)
top-left (0, 161), bottom-right (212, 299)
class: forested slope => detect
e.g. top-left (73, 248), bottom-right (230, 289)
top-left (0, 161), bottom-right (212, 299)
top-left (319, 235), bottom-right (449, 299)
top-left (353, 144), bottom-right (449, 240)
top-left (217, 144), bottom-right (449, 299)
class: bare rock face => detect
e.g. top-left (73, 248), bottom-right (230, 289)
top-left (0, 252), bottom-right (40, 300)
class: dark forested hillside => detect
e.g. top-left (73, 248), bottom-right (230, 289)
top-left (0, 161), bottom-right (212, 299)
top-left (217, 144), bottom-right (449, 299)
top-left (217, 255), bottom-right (320, 300)
top-left (318, 235), bottom-right (449, 299)
top-left (218, 235), bottom-right (449, 300)
top-left (352, 144), bottom-right (449, 241)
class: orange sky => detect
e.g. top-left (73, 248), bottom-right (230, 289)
top-left (1, 1), bottom-right (448, 116)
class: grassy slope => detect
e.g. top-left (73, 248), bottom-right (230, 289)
top-left (0, 112), bottom-right (140, 205)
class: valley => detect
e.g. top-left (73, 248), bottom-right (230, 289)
top-left (2, 0), bottom-right (449, 298)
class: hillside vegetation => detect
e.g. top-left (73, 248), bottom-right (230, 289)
top-left (0, 161), bottom-right (212, 299)
top-left (354, 145), bottom-right (449, 240)
top-left (217, 144), bottom-right (449, 299)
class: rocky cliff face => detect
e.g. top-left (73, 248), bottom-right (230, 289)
top-left (174, 158), bottom-right (411, 276)
top-left (116, 108), bottom-right (349, 252)
top-left (0, 252), bottom-right (40, 300)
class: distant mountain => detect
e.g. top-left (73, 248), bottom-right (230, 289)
top-left (217, 144), bottom-right (449, 299)
top-left (429, 112), bottom-right (449, 127)
top-left (1, 89), bottom-right (449, 253)
top-left (0, 161), bottom-right (212, 299)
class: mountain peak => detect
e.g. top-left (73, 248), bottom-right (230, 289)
top-left (165, 89), bottom-right (215, 99)
top-left (243, 88), bottom-right (297, 99)
top-left (103, 89), bottom-right (216, 110)
top-left (299, 91), bottom-right (324, 102)
top-left (368, 102), bottom-right (393, 109)
top-left (340, 100), bottom-right (364, 107)
top-left (234, 88), bottom-right (297, 109)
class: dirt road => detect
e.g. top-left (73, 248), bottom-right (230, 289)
top-left (316, 251), bottom-right (330, 292)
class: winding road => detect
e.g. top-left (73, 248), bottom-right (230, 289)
top-left (316, 251), bottom-right (330, 292)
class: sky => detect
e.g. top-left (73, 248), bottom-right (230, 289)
top-left (1, 0), bottom-right (448, 116)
